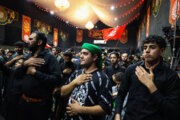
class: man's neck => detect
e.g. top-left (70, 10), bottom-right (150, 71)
top-left (33, 47), bottom-right (42, 57)
top-left (84, 64), bottom-right (98, 73)
top-left (113, 63), bottom-right (119, 68)
top-left (145, 58), bottom-right (161, 69)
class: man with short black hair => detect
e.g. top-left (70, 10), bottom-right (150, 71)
top-left (115, 35), bottom-right (180, 120)
top-left (104, 51), bottom-right (125, 86)
top-left (51, 47), bottom-right (64, 64)
top-left (5, 41), bottom-right (27, 69)
top-left (119, 52), bottom-right (129, 69)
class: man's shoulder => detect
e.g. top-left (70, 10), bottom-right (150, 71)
top-left (44, 51), bottom-right (57, 58)
top-left (105, 65), bottom-right (113, 71)
top-left (11, 53), bottom-right (18, 58)
top-left (23, 53), bottom-right (28, 57)
top-left (93, 70), bottom-right (110, 80)
top-left (160, 62), bottom-right (177, 74)
top-left (127, 60), bottom-right (144, 70)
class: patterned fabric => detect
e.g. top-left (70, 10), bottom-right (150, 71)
top-left (65, 69), bottom-right (112, 120)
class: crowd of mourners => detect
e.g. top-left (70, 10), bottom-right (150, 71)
top-left (0, 31), bottom-right (180, 120)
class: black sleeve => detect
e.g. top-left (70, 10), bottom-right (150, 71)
top-left (0, 60), bottom-right (12, 76)
top-left (115, 66), bottom-right (132, 114)
top-left (97, 74), bottom-right (112, 114)
top-left (34, 54), bottom-right (61, 85)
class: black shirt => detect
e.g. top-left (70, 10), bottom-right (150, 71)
top-left (104, 64), bottom-right (125, 86)
top-left (115, 60), bottom-right (180, 120)
top-left (60, 61), bottom-right (77, 85)
top-left (0, 61), bottom-right (21, 101)
top-left (17, 49), bottom-right (61, 99)
top-left (65, 69), bottom-right (112, 120)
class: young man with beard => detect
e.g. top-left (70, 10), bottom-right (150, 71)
top-left (16, 31), bottom-right (61, 120)
top-left (115, 35), bottom-right (180, 120)
top-left (60, 43), bottom-right (112, 120)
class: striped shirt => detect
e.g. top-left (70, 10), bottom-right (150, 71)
top-left (65, 69), bottom-right (112, 120)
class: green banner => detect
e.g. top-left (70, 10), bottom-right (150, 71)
top-left (0, 5), bottom-right (18, 25)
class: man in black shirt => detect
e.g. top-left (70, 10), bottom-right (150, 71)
top-left (17, 31), bottom-right (61, 120)
top-left (60, 51), bottom-right (77, 84)
top-left (5, 41), bottom-right (27, 69)
top-left (119, 53), bottom-right (130, 69)
top-left (104, 51), bottom-right (125, 86)
top-left (54, 51), bottom-right (77, 119)
top-left (115, 35), bottom-right (180, 120)
top-left (60, 43), bottom-right (112, 120)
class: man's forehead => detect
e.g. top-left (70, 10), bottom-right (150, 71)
top-left (110, 54), bottom-right (117, 57)
top-left (143, 42), bottom-right (158, 46)
top-left (81, 49), bottom-right (90, 53)
top-left (15, 46), bottom-right (23, 48)
top-left (30, 33), bottom-right (37, 38)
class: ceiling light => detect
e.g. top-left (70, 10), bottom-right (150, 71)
top-left (85, 21), bottom-right (94, 30)
top-left (114, 17), bottom-right (118, 21)
top-left (55, 0), bottom-right (70, 11)
top-left (110, 6), bottom-right (115, 10)
top-left (50, 11), bottom-right (54, 15)
top-left (74, 5), bottom-right (90, 20)
top-left (66, 21), bottom-right (69, 23)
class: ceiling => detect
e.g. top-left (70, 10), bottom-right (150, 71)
top-left (29, 0), bottom-right (145, 29)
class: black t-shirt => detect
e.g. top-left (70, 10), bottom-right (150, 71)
top-left (104, 65), bottom-right (125, 86)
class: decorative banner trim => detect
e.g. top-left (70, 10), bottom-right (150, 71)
top-left (117, 0), bottom-right (144, 19)
top-left (102, 25), bottom-right (126, 41)
top-left (169, 0), bottom-right (180, 25)
top-left (146, 7), bottom-right (150, 37)
top-left (22, 15), bottom-right (31, 43)
top-left (88, 30), bottom-right (103, 39)
top-left (76, 30), bottom-right (83, 43)
top-left (53, 28), bottom-right (58, 47)
top-left (152, 0), bottom-right (162, 17)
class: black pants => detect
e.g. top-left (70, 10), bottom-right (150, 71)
top-left (18, 97), bottom-right (51, 120)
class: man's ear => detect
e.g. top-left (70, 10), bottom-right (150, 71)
top-left (93, 54), bottom-right (98, 62)
top-left (38, 40), bottom-right (43, 46)
top-left (160, 48), bottom-right (165, 56)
